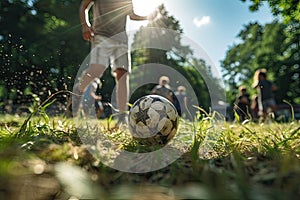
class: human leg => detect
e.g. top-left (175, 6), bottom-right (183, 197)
top-left (95, 101), bottom-right (104, 119)
top-left (268, 98), bottom-right (276, 113)
top-left (78, 64), bottom-right (105, 92)
top-left (264, 98), bottom-right (276, 117)
top-left (73, 35), bottom-right (109, 116)
top-left (109, 42), bottom-right (130, 124)
top-left (78, 35), bottom-right (112, 91)
top-left (114, 68), bottom-right (129, 122)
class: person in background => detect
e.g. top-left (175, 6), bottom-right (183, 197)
top-left (250, 94), bottom-right (259, 121)
top-left (76, 0), bottom-right (157, 126)
top-left (234, 85), bottom-right (251, 122)
top-left (174, 86), bottom-right (188, 118)
top-left (252, 69), bottom-right (277, 118)
top-left (82, 78), bottom-right (103, 118)
top-left (151, 76), bottom-right (174, 103)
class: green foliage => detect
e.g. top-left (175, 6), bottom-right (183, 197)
top-left (0, 0), bottom-right (88, 108)
top-left (221, 20), bottom-right (300, 104)
top-left (0, 1), bottom-right (219, 114)
top-left (131, 5), bottom-right (216, 110)
top-left (241, 0), bottom-right (300, 23)
top-left (234, 0), bottom-right (300, 105)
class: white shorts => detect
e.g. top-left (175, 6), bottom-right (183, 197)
top-left (90, 35), bottom-right (131, 74)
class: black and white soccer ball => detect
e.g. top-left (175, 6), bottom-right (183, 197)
top-left (128, 95), bottom-right (179, 145)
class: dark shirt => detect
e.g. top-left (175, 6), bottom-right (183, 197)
top-left (236, 94), bottom-right (250, 112)
top-left (152, 85), bottom-right (173, 101)
top-left (257, 80), bottom-right (273, 101)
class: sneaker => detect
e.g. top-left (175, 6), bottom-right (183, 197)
top-left (115, 113), bottom-right (128, 128)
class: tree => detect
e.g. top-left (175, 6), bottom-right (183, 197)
top-left (221, 20), bottom-right (300, 104)
top-left (131, 5), bottom-right (217, 111)
top-left (226, 0), bottom-right (300, 105)
top-left (241, 0), bottom-right (300, 23)
top-left (0, 0), bottom-right (88, 111)
top-left (222, 22), bottom-right (264, 92)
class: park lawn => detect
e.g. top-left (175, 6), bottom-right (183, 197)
top-left (0, 112), bottom-right (299, 200)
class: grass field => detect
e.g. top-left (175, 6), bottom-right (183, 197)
top-left (0, 106), bottom-right (299, 199)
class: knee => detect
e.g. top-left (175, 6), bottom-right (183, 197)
top-left (115, 68), bottom-right (128, 81)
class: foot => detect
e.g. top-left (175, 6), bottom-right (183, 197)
top-left (115, 113), bottom-right (128, 128)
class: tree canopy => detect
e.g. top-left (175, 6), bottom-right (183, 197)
top-left (221, 0), bottom-right (300, 105)
top-left (241, 0), bottom-right (300, 23)
top-left (130, 5), bottom-right (218, 111)
top-left (222, 20), bottom-right (300, 104)
top-left (0, 0), bottom-right (88, 109)
top-left (1, 1), bottom-right (218, 114)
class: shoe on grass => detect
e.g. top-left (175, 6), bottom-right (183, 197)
top-left (115, 113), bottom-right (128, 128)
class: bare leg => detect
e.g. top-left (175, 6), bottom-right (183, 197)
top-left (72, 64), bottom-right (105, 116)
top-left (115, 68), bottom-right (129, 117)
top-left (78, 64), bottom-right (106, 92)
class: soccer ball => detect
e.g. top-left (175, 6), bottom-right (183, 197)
top-left (128, 95), bottom-right (179, 145)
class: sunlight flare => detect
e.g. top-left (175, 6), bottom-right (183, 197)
top-left (132, 0), bottom-right (163, 15)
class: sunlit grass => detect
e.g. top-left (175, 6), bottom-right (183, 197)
top-left (0, 110), bottom-right (299, 199)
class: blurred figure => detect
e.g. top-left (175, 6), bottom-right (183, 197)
top-left (234, 85), bottom-right (251, 122)
top-left (151, 76), bottom-right (174, 103)
top-left (251, 94), bottom-right (259, 121)
top-left (174, 86), bottom-right (188, 118)
top-left (252, 69), bottom-right (277, 118)
top-left (82, 78), bottom-right (103, 118)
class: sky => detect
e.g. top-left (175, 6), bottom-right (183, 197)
top-left (127, 0), bottom-right (274, 76)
